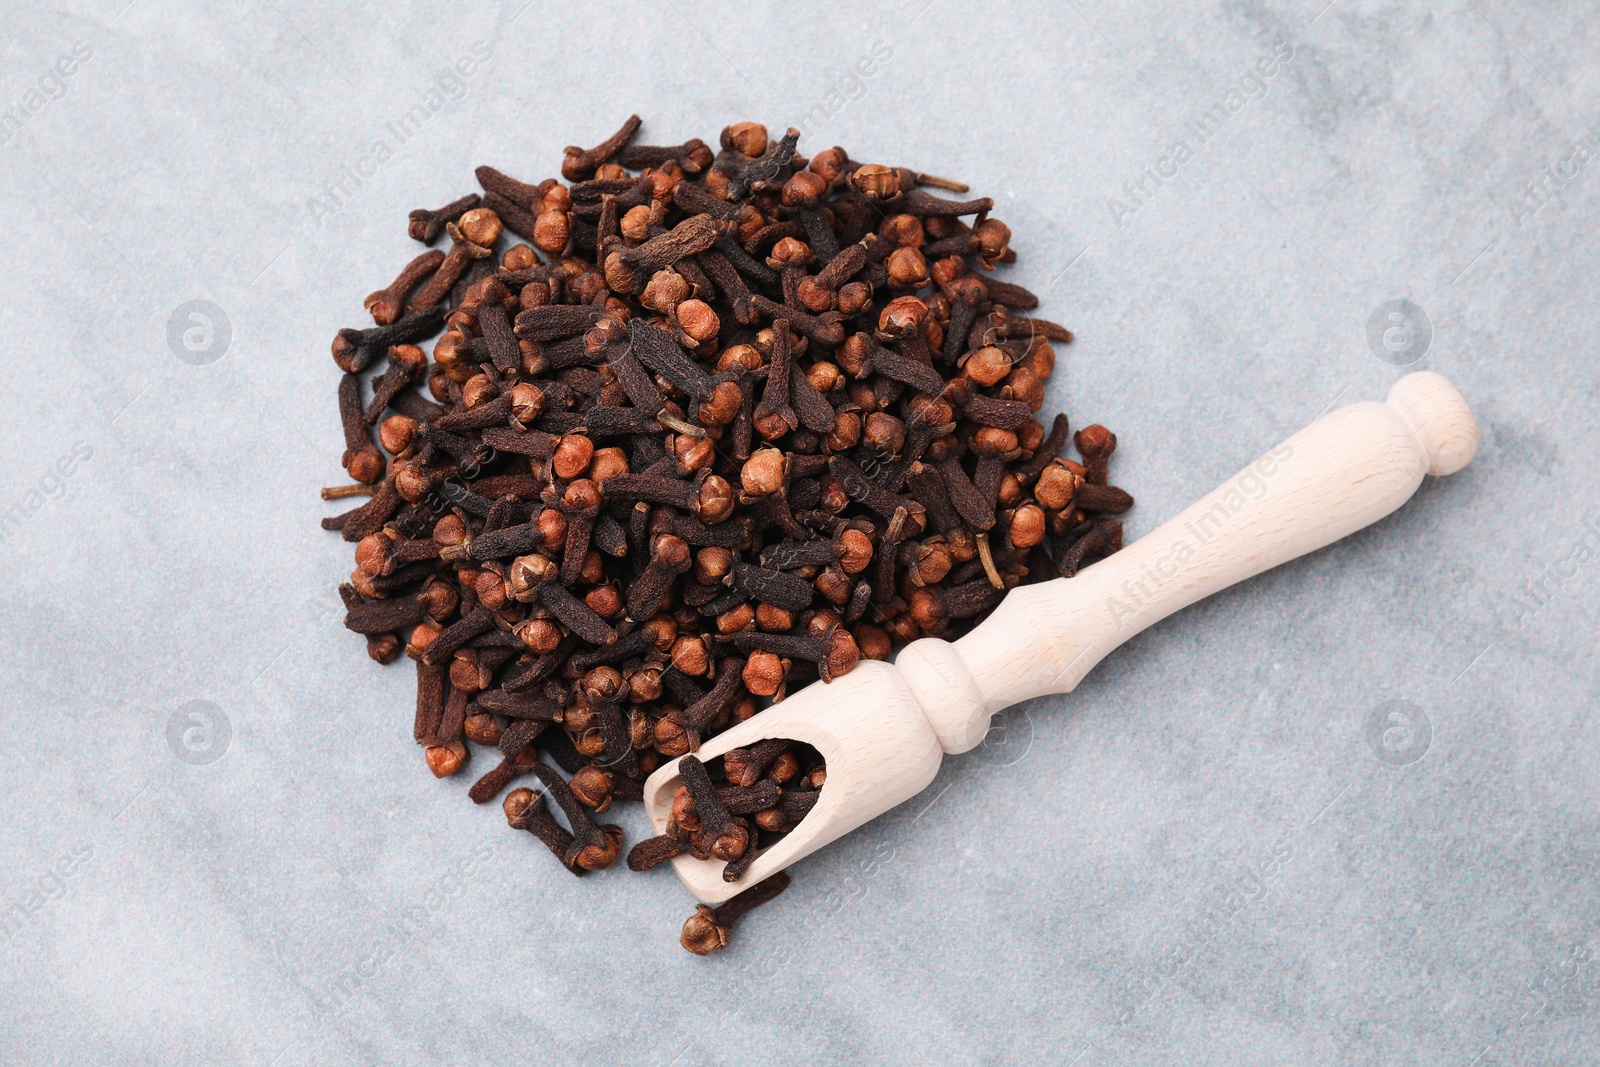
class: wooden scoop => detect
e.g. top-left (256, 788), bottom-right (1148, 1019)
top-left (644, 372), bottom-right (1479, 902)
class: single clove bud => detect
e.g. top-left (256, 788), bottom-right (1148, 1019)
top-left (679, 871), bottom-right (791, 955)
top-left (409, 193), bottom-right (481, 244)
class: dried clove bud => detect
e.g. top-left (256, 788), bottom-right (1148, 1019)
top-left (680, 872), bottom-right (791, 955)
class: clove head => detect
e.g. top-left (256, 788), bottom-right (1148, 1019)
top-left (680, 905), bottom-right (729, 955)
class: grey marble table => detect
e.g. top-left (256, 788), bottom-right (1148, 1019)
top-left (2, 1), bottom-right (1596, 1064)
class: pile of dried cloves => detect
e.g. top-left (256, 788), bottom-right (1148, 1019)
top-left (323, 116), bottom-right (1132, 953)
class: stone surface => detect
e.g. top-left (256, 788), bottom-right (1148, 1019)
top-left (0, 1), bottom-right (1595, 1064)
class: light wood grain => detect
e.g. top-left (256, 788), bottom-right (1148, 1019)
top-left (644, 372), bottom-right (1479, 902)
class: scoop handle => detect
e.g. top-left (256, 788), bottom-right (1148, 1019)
top-left (897, 371), bottom-right (1479, 753)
